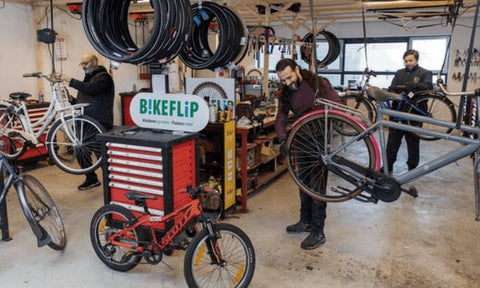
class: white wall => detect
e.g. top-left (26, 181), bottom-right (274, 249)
top-left (0, 3), bottom-right (151, 125)
top-left (0, 4), bottom-right (37, 98)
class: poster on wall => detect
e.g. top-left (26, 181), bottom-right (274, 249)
top-left (185, 78), bottom-right (236, 121)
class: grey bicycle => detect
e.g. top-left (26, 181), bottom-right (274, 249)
top-left (286, 78), bottom-right (480, 219)
top-left (0, 141), bottom-right (66, 250)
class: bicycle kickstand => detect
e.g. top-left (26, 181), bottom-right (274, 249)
top-left (401, 185), bottom-right (418, 198)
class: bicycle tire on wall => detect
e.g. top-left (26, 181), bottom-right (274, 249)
top-left (192, 81), bottom-right (228, 100)
top-left (286, 110), bottom-right (378, 202)
top-left (0, 104), bottom-right (28, 160)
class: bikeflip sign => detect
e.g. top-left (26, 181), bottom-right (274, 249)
top-left (130, 93), bottom-right (209, 132)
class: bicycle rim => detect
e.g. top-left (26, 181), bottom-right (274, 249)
top-left (47, 116), bottom-right (104, 175)
top-left (0, 105), bottom-right (27, 160)
top-left (184, 223), bottom-right (255, 288)
top-left (287, 112), bottom-right (378, 202)
top-left (342, 95), bottom-right (375, 124)
top-left (90, 205), bottom-right (142, 272)
top-left (407, 95), bottom-right (456, 141)
top-left (22, 174), bottom-right (66, 250)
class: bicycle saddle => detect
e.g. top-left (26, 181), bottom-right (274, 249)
top-left (9, 92), bottom-right (31, 101)
top-left (367, 87), bottom-right (403, 102)
top-left (125, 191), bottom-right (158, 201)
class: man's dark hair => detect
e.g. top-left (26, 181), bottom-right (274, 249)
top-left (403, 49), bottom-right (419, 61)
top-left (276, 58), bottom-right (297, 72)
top-left (276, 59), bottom-right (332, 114)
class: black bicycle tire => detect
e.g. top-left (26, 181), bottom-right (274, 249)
top-left (406, 93), bottom-right (457, 141)
top-left (90, 204), bottom-right (143, 272)
top-left (341, 94), bottom-right (376, 125)
top-left (0, 104), bottom-right (28, 160)
top-left (17, 174), bottom-right (67, 250)
top-left (46, 115), bottom-right (105, 175)
top-left (286, 111), bottom-right (378, 202)
top-left (179, 2), bottom-right (246, 70)
top-left (184, 223), bottom-right (256, 288)
top-left (301, 30), bottom-right (340, 67)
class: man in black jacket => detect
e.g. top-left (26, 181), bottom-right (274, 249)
top-left (385, 49), bottom-right (433, 173)
top-left (64, 52), bottom-right (115, 190)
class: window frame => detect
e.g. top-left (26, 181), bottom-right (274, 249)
top-left (256, 35), bottom-right (450, 88)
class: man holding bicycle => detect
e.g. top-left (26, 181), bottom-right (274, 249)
top-left (385, 49), bottom-right (433, 173)
top-left (275, 59), bottom-right (340, 250)
top-left (63, 52), bottom-right (115, 190)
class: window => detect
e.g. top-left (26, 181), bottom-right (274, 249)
top-left (411, 37), bottom-right (449, 74)
top-left (255, 35), bottom-right (449, 89)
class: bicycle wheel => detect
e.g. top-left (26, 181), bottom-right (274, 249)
top-left (184, 223), bottom-right (255, 288)
top-left (90, 204), bottom-right (144, 272)
top-left (18, 174), bottom-right (66, 250)
top-left (0, 105), bottom-right (27, 160)
top-left (287, 111), bottom-right (379, 202)
top-left (407, 94), bottom-right (456, 141)
top-left (341, 94), bottom-right (376, 124)
top-left (46, 115), bottom-right (105, 175)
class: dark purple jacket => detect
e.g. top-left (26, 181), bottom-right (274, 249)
top-left (275, 75), bottom-right (340, 139)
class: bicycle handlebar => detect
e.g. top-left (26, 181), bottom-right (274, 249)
top-left (436, 77), bottom-right (480, 97)
top-left (23, 72), bottom-right (63, 83)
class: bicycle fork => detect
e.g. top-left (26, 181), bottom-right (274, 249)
top-left (202, 219), bottom-right (225, 266)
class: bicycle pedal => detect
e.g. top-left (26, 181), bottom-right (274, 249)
top-left (171, 239), bottom-right (190, 250)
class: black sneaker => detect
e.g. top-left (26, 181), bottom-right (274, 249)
top-left (286, 221), bottom-right (311, 234)
top-left (300, 232), bottom-right (326, 250)
top-left (77, 179), bottom-right (101, 190)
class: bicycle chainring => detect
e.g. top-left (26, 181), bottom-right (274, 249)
top-left (143, 242), bottom-right (163, 264)
top-left (373, 177), bottom-right (401, 202)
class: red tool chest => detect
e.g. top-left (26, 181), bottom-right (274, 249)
top-left (18, 102), bottom-right (50, 163)
top-left (97, 127), bottom-right (198, 230)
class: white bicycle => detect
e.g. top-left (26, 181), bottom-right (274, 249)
top-left (0, 72), bottom-right (105, 174)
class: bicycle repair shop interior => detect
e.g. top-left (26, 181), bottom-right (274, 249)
top-left (1, 0), bottom-right (480, 287)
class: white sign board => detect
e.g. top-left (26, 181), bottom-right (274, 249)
top-left (130, 92), bottom-right (209, 132)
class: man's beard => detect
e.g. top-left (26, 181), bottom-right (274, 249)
top-left (287, 78), bottom-right (301, 93)
top-left (83, 66), bottom-right (95, 74)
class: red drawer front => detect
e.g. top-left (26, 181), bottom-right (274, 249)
top-left (172, 139), bottom-right (196, 209)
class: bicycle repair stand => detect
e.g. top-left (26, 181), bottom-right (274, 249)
top-left (0, 180), bottom-right (12, 241)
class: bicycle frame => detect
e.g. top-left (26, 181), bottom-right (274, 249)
top-left (0, 75), bottom-right (88, 146)
top-left (312, 94), bottom-right (480, 219)
top-left (0, 157), bottom-right (50, 245)
top-left (109, 198), bottom-right (203, 252)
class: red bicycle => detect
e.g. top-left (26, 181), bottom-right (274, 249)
top-left (90, 185), bottom-right (255, 288)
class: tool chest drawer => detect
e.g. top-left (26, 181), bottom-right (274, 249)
top-left (98, 127), bottom-right (198, 230)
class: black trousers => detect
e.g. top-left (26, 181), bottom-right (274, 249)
top-left (299, 189), bottom-right (327, 233)
top-left (78, 121), bottom-right (111, 181)
top-left (386, 127), bottom-right (419, 170)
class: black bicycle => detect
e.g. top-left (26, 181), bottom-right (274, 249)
top-left (341, 69), bottom-right (457, 141)
top-left (0, 141), bottom-right (66, 250)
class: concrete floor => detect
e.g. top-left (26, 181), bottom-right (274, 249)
top-left (1, 138), bottom-right (480, 288)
